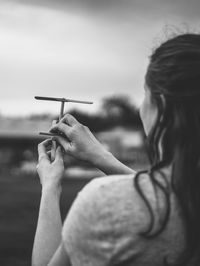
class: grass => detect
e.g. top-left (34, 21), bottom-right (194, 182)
top-left (0, 170), bottom-right (90, 266)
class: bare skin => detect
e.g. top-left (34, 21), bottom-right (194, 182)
top-left (50, 114), bottom-right (136, 175)
top-left (32, 140), bottom-right (70, 266)
top-left (32, 85), bottom-right (160, 265)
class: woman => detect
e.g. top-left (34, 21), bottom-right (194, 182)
top-left (32, 34), bottom-right (200, 266)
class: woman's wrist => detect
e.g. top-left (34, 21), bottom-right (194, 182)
top-left (90, 148), bottom-right (115, 171)
top-left (42, 183), bottom-right (62, 196)
top-left (90, 147), bottom-right (135, 175)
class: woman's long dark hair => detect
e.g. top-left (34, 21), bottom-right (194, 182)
top-left (134, 34), bottom-right (200, 265)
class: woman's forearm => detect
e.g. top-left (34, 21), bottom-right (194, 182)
top-left (32, 185), bottom-right (62, 266)
top-left (91, 149), bottom-right (136, 175)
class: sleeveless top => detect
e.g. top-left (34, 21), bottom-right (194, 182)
top-left (62, 174), bottom-right (187, 266)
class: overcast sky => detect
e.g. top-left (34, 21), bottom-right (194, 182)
top-left (0, 0), bottom-right (200, 116)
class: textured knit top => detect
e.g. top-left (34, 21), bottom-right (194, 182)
top-left (62, 174), bottom-right (187, 266)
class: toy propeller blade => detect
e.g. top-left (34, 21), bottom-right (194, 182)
top-left (35, 96), bottom-right (93, 104)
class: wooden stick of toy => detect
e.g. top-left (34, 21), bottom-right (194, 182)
top-left (35, 96), bottom-right (93, 104)
top-left (35, 96), bottom-right (93, 160)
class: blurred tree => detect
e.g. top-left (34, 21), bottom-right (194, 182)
top-left (102, 95), bottom-right (142, 128)
top-left (70, 95), bottom-right (142, 131)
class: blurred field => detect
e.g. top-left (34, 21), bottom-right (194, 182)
top-left (0, 170), bottom-right (90, 266)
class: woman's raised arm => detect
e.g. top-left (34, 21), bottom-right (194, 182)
top-left (50, 114), bottom-right (136, 176)
top-left (32, 139), bottom-right (69, 266)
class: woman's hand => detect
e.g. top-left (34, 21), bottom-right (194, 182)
top-left (50, 114), bottom-right (108, 165)
top-left (33, 139), bottom-right (65, 266)
top-left (49, 114), bottom-right (135, 175)
top-left (37, 139), bottom-right (64, 190)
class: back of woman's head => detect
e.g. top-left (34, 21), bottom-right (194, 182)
top-left (146, 34), bottom-right (200, 164)
top-left (147, 34), bottom-right (200, 98)
top-left (134, 34), bottom-right (200, 266)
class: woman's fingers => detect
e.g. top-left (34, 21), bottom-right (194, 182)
top-left (37, 140), bottom-right (65, 188)
top-left (38, 139), bottom-right (52, 163)
top-left (60, 114), bottom-right (79, 126)
top-left (55, 146), bottom-right (63, 162)
top-left (50, 123), bottom-right (71, 139)
top-left (50, 115), bottom-right (80, 141)
top-left (52, 136), bottom-right (72, 154)
top-left (50, 120), bottom-right (58, 161)
top-left (51, 140), bottom-right (57, 161)
top-left (50, 123), bottom-right (68, 132)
